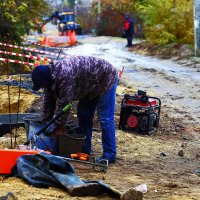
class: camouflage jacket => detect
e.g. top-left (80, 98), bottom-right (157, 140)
top-left (43, 56), bottom-right (117, 125)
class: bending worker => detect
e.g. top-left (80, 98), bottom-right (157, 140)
top-left (31, 56), bottom-right (118, 164)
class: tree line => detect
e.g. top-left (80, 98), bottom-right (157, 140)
top-left (0, 0), bottom-right (194, 45)
top-left (0, 0), bottom-right (50, 43)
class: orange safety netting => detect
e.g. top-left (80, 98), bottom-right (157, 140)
top-left (41, 36), bottom-right (57, 47)
top-left (41, 31), bottom-right (76, 47)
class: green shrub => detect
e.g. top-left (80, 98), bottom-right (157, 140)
top-left (137, 0), bottom-right (193, 45)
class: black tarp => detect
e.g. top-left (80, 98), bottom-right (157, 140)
top-left (12, 152), bottom-right (121, 198)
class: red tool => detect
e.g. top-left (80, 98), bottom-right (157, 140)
top-left (70, 153), bottom-right (90, 161)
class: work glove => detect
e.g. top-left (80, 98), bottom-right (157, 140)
top-left (45, 122), bottom-right (58, 136)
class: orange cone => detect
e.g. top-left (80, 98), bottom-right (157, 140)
top-left (71, 31), bottom-right (76, 45)
top-left (41, 36), bottom-right (47, 45)
top-left (68, 30), bottom-right (76, 46)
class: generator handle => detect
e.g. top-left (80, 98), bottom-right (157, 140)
top-left (148, 96), bottom-right (161, 105)
top-left (148, 96), bottom-right (161, 115)
top-left (122, 97), bottom-right (152, 108)
top-left (121, 96), bottom-right (161, 114)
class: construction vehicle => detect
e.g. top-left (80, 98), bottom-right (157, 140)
top-left (57, 11), bottom-right (82, 35)
top-left (42, 10), bottom-right (81, 45)
top-left (45, 10), bottom-right (82, 35)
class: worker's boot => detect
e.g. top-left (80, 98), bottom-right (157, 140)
top-left (95, 155), bottom-right (116, 164)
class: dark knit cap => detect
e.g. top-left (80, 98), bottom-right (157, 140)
top-left (31, 65), bottom-right (52, 91)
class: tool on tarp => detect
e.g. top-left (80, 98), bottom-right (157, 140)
top-left (57, 152), bottom-right (108, 172)
top-left (70, 152), bottom-right (89, 161)
top-left (57, 155), bottom-right (108, 173)
top-left (24, 103), bottom-right (72, 146)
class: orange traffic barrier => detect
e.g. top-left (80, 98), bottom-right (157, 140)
top-left (42, 31), bottom-right (76, 46)
top-left (41, 36), bottom-right (58, 47)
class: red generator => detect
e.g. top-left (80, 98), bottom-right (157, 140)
top-left (119, 90), bottom-right (161, 134)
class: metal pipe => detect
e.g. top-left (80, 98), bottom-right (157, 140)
top-left (57, 155), bottom-right (108, 172)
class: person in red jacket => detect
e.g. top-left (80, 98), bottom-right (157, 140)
top-left (124, 14), bottom-right (134, 47)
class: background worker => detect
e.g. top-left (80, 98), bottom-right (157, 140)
top-left (124, 14), bottom-right (134, 47)
top-left (31, 56), bottom-right (118, 164)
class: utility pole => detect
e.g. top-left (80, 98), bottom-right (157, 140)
top-left (97, 0), bottom-right (101, 21)
top-left (74, 0), bottom-right (78, 16)
top-left (55, 0), bottom-right (58, 9)
top-left (194, 0), bottom-right (200, 56)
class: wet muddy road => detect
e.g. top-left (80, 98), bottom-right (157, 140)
top-left (64, 36), bottom-right (200, 126)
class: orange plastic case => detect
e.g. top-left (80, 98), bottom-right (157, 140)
top-left (0, 149), bottom-right (42, 174)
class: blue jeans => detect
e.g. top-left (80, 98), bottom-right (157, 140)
top-left (77, 78), bottom-right (118, 159)
top-left (126, 33), bottom-right (133, 46)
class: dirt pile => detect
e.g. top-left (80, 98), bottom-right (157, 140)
top-left (0, 85), bottom-right (38, 113)
top-left (130, 42), bottom-right (194, 59)
top-left (0, 74), bottom-right (39, 114)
